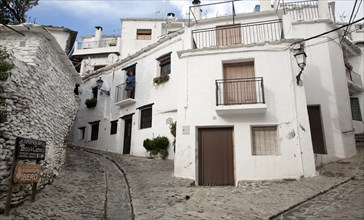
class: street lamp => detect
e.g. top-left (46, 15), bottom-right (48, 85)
top-left (294, 45), bottom-right (307, 86)
top-left (96, 77), bottom-right (110, 96)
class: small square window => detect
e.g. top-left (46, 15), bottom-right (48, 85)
top-left (252, 126), bottom-right (279, 155)
top-left (137, 29), bottom-right (152, 40)
top-left (140, 107), bottom-right (152, 129)
top-left (79, 127), bottom-right (86, 140)
top-left (110, 120), bottom-right (118, 135)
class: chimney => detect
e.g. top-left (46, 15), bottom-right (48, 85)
top-left (192, 0), bottom-right (201, 20)
top-left (259, 0), bottom-right (271, 11)
top-left (167, 12), bottom-right (175, 24)
top-left (95, 26), bottom-right (103, 41)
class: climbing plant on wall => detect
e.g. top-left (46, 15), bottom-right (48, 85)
top-left (0, 47), bottom-right (13, 122)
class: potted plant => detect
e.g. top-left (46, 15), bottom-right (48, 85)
top-left (143, 136), bottom-right (169, 159)
top-left (153, 75), bottom-right (170, 85)
top-left (85, 97), bottom-right (97, 108)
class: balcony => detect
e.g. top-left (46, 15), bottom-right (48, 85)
top-left (192, 20), bottom-right (283, 49)
top-left (114, 83), bottom-right (136, 107)
top-left (346, 69), bottom-right (364, 93)
top-left (215, 77), bottom-right (266, 115)
top-left (73, 39), bottom-right (120, 56)
top-left (278, 0), bottom-right (334, 22)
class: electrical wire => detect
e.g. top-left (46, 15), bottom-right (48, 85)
top-left (341, 0), bottom-right (358, 42)
top-left (352, 0), bottom-right (363, 22)
top-left (306, 27), bottom-right (361, 49)
top-left (291, 17), bottom-right (364, 46)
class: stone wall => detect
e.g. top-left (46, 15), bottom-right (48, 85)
top-left (0, 32), bottom-right (79, 210)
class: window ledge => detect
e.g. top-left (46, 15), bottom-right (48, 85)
top-left (216, 103), bottom-right (267, 115)
top-left (115, 98), bottom-right (136, 107)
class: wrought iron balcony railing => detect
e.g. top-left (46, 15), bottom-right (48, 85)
top-left (192, 20), bottom-right (283, 49)
top-left (115, 83), bottom-right (135, 103)
top-left (346, 69), bottom-right (363, 87)
top-left (216, 77), bottom-right (265, 106)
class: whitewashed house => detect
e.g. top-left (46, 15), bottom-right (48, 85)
top-left (72, 15), bottom-right (186, 76)
top-left (72, 26), bottom-right (122, 75)
top-left (71, 0), bottom-right (363, 185)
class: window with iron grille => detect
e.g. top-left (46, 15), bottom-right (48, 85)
top-left (79, 127), bottom-right (86, 140)
top-left (252, 126), bottom-right (279, 155)
top-left (89, 121), bottom-right (100, 141)
top-left (156, 52), bottom-right (171, 76)
top-left (110, 120), bottom-right (118, 135)
top-left (140, 107), bottom-right (152, 129)
top-left (137, 29), bottom-right (152, 40)
top-left (350, 98), bottom-right (363, 121)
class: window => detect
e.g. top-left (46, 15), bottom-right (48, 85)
top-left (92, 86), bottom-right (98, 98)
top-left (350, 98), bottom-right (363, 121)
top-left (140, 106), bottom-right (153, 129)
top-left (79, 127), bottom-right (86, 140)
top-left (137, 29), bottom-right (152, 40)
top-left (89, 121), bottom-right (100, 141)
top-left (110, 120), bottom-right (118, 135)
top-left (156, 52), bottom-right (171, 76)
top-left (252, 126), bottom-right (279, 155)
top-left (216, 24), bottom-right (242, 46)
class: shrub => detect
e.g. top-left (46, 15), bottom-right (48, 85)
top-left (0, 47), bottom-right (13, 123)
top-left (85, 97), bottom-right (97, 108)
top-left (143, 136), bottom-right (169, 159)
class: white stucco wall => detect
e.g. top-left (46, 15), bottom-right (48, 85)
top-left (72, 34), bottom-right (184, 160)
top-left (289, 21), bottom-right (357, 164)
top-left (174, 43), bottom-right (315, 182)
top-left (48, 30), bottom-right (71, 53)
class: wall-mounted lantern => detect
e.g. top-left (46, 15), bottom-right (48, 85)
top-left (294, 44), bottom-right (307, 86)
top-left (96, 77), bottom-right (110, 96)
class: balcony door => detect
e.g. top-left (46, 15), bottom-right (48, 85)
top-left (223, 62), bottom-right (256, 104)
top-left (216, 24), bottom-right (242, 46)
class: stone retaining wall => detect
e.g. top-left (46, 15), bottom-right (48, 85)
top-left (0, 32), bottom-right (79, 210)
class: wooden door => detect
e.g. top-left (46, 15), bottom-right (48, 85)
top-left (123, 117), bottom-right (132, 154)
top-left (307, 106), bottom-right (326, 154)
top-left (223, 62), bottom-right (256, 104)
top-left (198, 128), bottom-right (234, 186)
top-left (216, 24), bottom-right (242, 46)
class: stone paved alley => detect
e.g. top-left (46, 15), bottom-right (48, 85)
top-left (1, 146), bottom-right (363, 220)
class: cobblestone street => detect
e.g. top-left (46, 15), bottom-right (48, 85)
top-left (1, 146), bottom-right (363, 220)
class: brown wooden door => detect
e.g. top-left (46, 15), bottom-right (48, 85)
top-left (223, 62), bottom-right (256, 104)
top-left (198, 128), bottom-right (234, 186)
top-left (307, 106), bottom-right (326, 154)
top-left (216, 24), bottom-right (242, 46)
top-left (123, 117), bottom-right (132, 154)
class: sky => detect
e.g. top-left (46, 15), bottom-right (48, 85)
top-left (27, 0), bottom-right (363, 41)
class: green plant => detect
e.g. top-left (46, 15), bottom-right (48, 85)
top-left (0, 47), bottom-right (13, 123)
top-left (85, 97), bottom-right (97, 108)
top-left (143, 136), bottom-right (169, 159)
top-left (169, 121), bottom-right (176, 152)
top-left (153, 75), bottom-right (170, 85)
